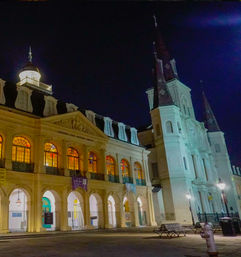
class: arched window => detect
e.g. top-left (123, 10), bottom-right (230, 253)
top-left (134, 162), bottom-right (144, 180)
top-left (166, 121), bottom-right (173, 133)
top-left (12, 137), bottom-right (31, 163)
top-left (120, 159), bottom-right (130, 178)
top-left (88, 152), bottom-right (97, 172)
top-left (0, 135), bottom-right (2, 159)
top-left (67, 147), bottom-right (79, 170)
top-left (44, 143), bottom-right (58, 167)
top-left (106, 155), bottom-right (115, 175)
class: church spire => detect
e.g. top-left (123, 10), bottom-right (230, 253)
top-left (28, 46), bottom-right (32, 63)
top-left (152, 42), bottom-right (174, 109)
top-left (202, 91), bottom-right (221, 132)
top-left (153, 15), bottom-right (178, 81)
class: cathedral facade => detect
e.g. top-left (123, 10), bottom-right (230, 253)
top-left (0, 49), bottom-right (156, 233)
top-left (138, 20), bottom-right (241, 225)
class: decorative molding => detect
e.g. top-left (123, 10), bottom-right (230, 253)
top-left (0, 79), bottom-right (6, 105)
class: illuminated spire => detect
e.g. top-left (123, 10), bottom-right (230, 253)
top-left (202, 91), bottom-right (221, 132)
top-left (28, 46), bottom-right (32, 63)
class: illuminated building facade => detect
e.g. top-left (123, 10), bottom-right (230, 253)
top-left (138, 19), bottom-right (241, 225)
top-left (0, 49), bottom-right (156, 233)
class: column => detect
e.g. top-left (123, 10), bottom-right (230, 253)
top-left (34, 135), bottom-right (45, 174)
top-left (116, 153), bottom-right (123, 184)
top-left (0, 196), bottom-right (9, 233)
top-left (130, 157), bottom-right (136, 185)
top-left (83, 145), bottom-right (89, 178)
top-left (4, 131), bottom-right (13, 170)
top-left (132, 197), bottom-right (140, 227)
top-left (100, 149), bottom-right (108, 181)
top-left (33, 176), bottom-right (43, 232)
top-left (62, 140), bottom-right (69, 176)
top-left (84, 192), bottom-right (91, 228)
top-left (147, 189), bottom-right (157, 226)
top-left (60, 189), bottom-right (69, 231)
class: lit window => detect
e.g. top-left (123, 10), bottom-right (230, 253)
top-left (67, 147), bottom-right (79, 171)
top-left (44, 143), bottom-right (58, 167)
top-left (120, 159), bottom-right (130, 178)
top-left (118, 123), bottom-right (127, 141)
top-left (166, 121), bottom-right (173, 133)
top-left (134, 162), bottom-right (143, 180)
top-left (130, 128), bottom-right (139, 145)
top-left (106, 155), bottom-right (115, 176)
top-left (0, 135), bottom-right (2, 159)
top-left (12, 137), bottom-right (31, 163)
top-left (104, 117), bottom-right (114, 137)
top-left (88, 152), bottom-right (97, 172)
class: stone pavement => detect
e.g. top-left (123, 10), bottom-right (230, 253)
top-left (0, 230), bottom-right (240, 257)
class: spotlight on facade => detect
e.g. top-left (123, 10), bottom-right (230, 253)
top-left (185, 192), bottom-right (192, 200)
top-left (217, 179), bottom-right (226, 190)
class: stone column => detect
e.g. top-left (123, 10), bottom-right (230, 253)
top-left (0, 196), bottom-right (9, 233)
top-left (60, 188), bottom-right (69, 231)
top-left (34, 135), bottom-right (45, 174)
top-left (83, 145), bottom-right (89, 178)
top-left (103, 192), bottom-right (110, 228)
top-left (116, 153), bottom-right (123, 184)
top-left (33, 176), bottom-right (43, 232)
top-left (147, 189), bottom-right (157, 226)
top-left (130, 157), bottom-right (136, 185)
top-left (84, 192), bottom-right (91, 228)
top-left (4, 130), bottom-right (13, 170)
top-left (62, 140), bottom-right (69, 177)
top-left (100, 149), bottom-right (108, 181)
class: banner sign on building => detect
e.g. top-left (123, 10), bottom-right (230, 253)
top-left (125, 183), bottom-right (136, 194)
top-left (72, 176), bottom-right (88, 191)
top-left (0, 168), bottom-right (6, 185)
top-left (44, 212), bottom-right (53, 225)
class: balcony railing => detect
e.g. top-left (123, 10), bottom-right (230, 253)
top-left (12, 162), bottom-right (34, 173)
top-left (123, 176), bottom-right (133, 184)
top-left (108, 174), bottom-right (119, 183)
top-left (136, 179), bottom-right (146, 186)
top-left (69, 170), bottom-right (86, 177)
top-left (90, 172), bottom-right (104, 181)
top-left (45, 166), bottom-right (59, 175)
top-left (0, 159), bottom-right (5, 168)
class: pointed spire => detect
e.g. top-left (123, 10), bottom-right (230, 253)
top-left (28, 46), bottom-right (32, 63)
top-left (153, 15), bottom-right (178, 81)
top-left (202, 91), bottom-right (221, 132)
top-left (152, 43), bottom-right (174, 109)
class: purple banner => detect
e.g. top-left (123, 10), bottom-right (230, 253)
top-left (72, 176), bottom-right (88, 191)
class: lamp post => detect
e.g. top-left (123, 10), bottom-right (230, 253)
top-left (186, 192), bottom-right (195, 226)
top-left (217, 178), bottom-right (229, 217)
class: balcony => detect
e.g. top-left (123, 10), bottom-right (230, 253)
top-left (45, 166), bottom-right (59, 175)
top-left (122, 176), bottom-right (133, 184)
top-left (0, 159), bottom-right (5, 168)
top-left (136, 179), bottom-right (146, 186)
top-left (90, 172), bottom-right (104, 181)
top-left (12, 162), bottom-right (34, 173)
top-left (108, 174), bottom-right (119, 183)
top-left (69, 170), bottom-right (86, 177)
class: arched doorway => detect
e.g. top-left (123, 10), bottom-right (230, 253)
top-left (123, 196), bottom-right (132, 227)
top-left (42, 191), bottom-right (58, 231)
top-left (137, 197), bottom-right (147, 226)
top-left (108, 195), bottom-right (116, 228)
top-left (9, 189), bottom-right (28, 232)
top-left (67, 191), bottom-right (84, 230)
top-left (89, 194), bottom-right (103, 228)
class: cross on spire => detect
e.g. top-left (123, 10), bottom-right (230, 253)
top-left (28, 46), bottom-right (32, 63)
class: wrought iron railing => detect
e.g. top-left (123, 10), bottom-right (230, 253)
top-left (108, 174), bottom-right (119, 183)
top-left (45, 166), bottom-right (59, 175)
top-left (136, 179), bottom-right (146, 186)
top-left (197, 212), bottom-right (239, 225)
top-left (0, 159), bottom-right (5, 168)
top-left (90, 172), bottom-right (104, 181)
top-left (69, 170), bottom-right (86, 177)
top-left (12, 162), bottom-right (34, 173)
top-left (122, 176), bottom-right (133, 184)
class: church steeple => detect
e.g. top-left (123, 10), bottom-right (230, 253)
top-left (153, 15), bottom-right (178, 82)
top-left (152, 42), bottom-right (174, 109)
top-left (202, 91), bottom-right (221, 132)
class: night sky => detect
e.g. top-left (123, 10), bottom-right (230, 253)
top-left (0, 3), bottom-right (240, 166)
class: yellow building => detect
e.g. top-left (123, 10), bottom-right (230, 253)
top-left (0, 49), bottom-right (156, 233)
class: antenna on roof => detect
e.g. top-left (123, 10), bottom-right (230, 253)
top-left (28, 46), bottom-right (32, 63)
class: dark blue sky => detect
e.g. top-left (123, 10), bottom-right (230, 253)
top-left (0, 3), bottom-right (240, 166)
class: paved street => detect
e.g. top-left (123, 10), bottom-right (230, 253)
top-left (0, 230), bottom-right (241, 257)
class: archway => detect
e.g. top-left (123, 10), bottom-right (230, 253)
top-left (123, 196), bottom-right (132, 227)
top-left (42, 191), bottom-right (59, 231)
top-left (137, 197), bottom-right (147, 226)
top-left (89, 193), bottom-right (103, 228)
top-left (107, 195), bottom-right (116, 228)
top-left (67, 191), bottom-right (84, 230)
top-left (9, 189), bottom-right (28, 232)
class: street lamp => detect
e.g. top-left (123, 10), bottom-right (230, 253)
top-left (217, 178), bottom-right (229, 217)
top-left (186, 192), bottom-right (195, 226)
